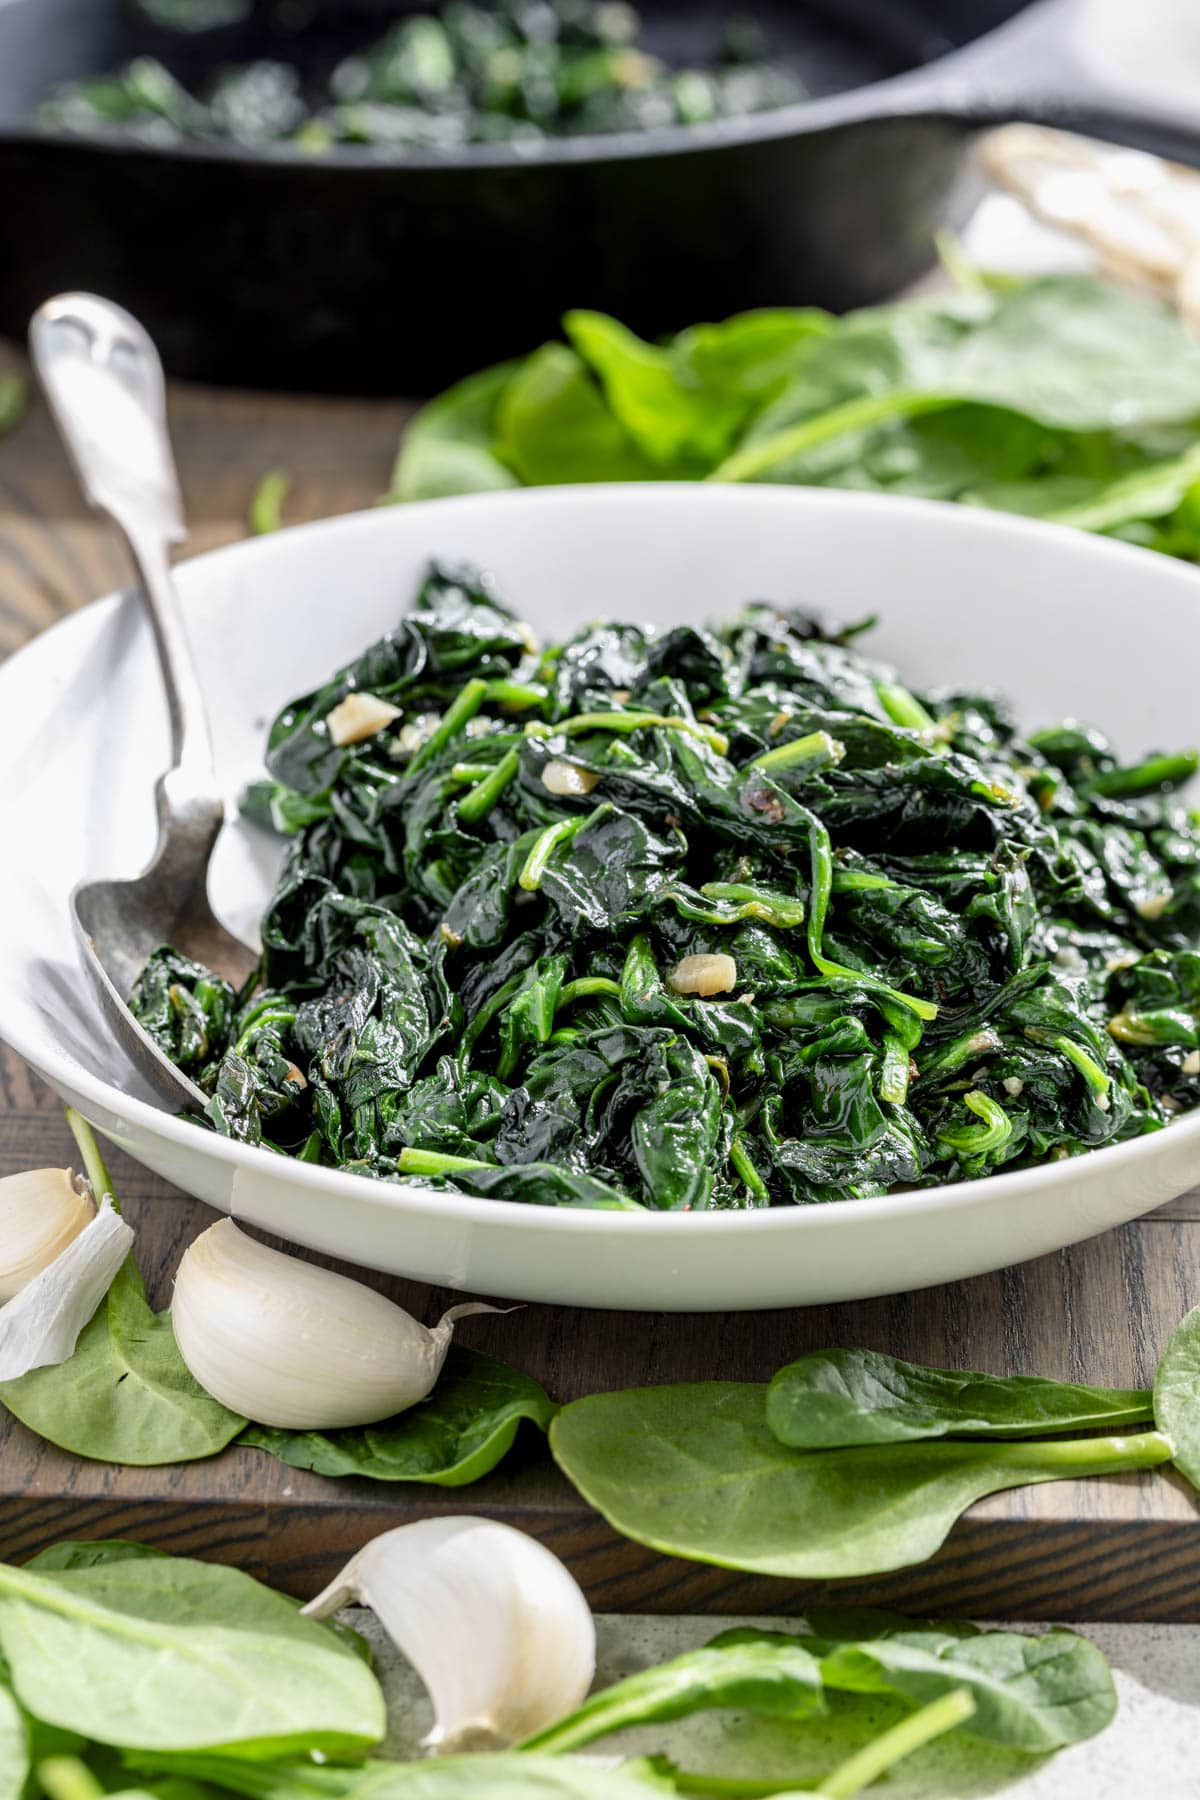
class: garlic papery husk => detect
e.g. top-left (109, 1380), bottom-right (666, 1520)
top-left (171, 1219), bottom-right (499, 1429)
top-left (302, 1517), bottom-right (596, 1752)
top-left (0, 1190), bottom-right (133, 1379)
top-left (0, 1168), bottom-right (95, 1302)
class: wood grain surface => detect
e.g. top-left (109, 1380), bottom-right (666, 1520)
top-left (2, 349), bottom-right (1199, 1620)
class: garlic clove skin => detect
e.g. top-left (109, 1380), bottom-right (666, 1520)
top-left (0, 1168), bottom-right (96, 1302)
top-left (302, 1518), bottom-right (595, 1752)
top-left (171, 1220), bottom-right (498, 1430)
top-left (0, 1195), bottom-right (133, 1379)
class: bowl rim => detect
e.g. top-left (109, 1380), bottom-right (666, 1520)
top-left (6, 479), bottom-right (1200, 1239)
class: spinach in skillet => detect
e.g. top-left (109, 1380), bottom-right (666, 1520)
top-left (37, 4), bottom-right (802, 151)
top-left (131, 560), bottom-right (1200, 1208)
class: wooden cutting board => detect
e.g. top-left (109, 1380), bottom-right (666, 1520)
top-left (2, 360), bottom-right (1199, 1620)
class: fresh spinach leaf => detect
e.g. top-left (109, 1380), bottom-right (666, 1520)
top-left (522, 1634), bottom-right (824, 1754)
top-left (1153, 1304), bottom-right (1200, 1490)
top-left (0, 1681), bottom-right (28, 1800)
top-left (240, 1347), bottom-right (555, 1484)
top-left (742, 1611), bottom-right (1115, 1751)
top-left (0, 1254), bottom-right (246, 1466)
top-left (23, 1542), bottom-right (167, 1572)
top-left (392, 275), bottom-right (1200, 565)
top-left (0, 376), bottom-right (25, 440)
top-left (766, 1347), bottom-right (1154, 1449)
top-left (391, 362), bottom-right (521, 503)
top-left (549, 1383), bottom-right (1173, 1579)
top-left (131, 1756), bottom-right (673, 1800)
top-left (0, 1555), bottom-right (385, 1756)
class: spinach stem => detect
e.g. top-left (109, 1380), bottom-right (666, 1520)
top-left (937, 1089), bottom-right (1012, 1156)
top-left (483, 678), bottom-right (549, 711)
top-left (709, 389), bottom-right (957, 484)
top-left (820, 1687), bottom-right (977, 1798)
top-left (880, 1033), bottom-right (911, 1106)
top-left (751, 730), bottom-right (846, 775)
top-left (917, 1027), bottom-right (1001, 1079)
top-left (520, 815), bottom-right (589, 890)
top-left (876, 680), bottom-right (937, 733)
top-left (729, 1136), bottom-right (769, 1201)
top-left (408, 678), bottom-right (488, 775)
top-left (798, 804), bottom-right (937, 1022)
top-left (397, 1147), bottom-right (492, 1176)
top-left (0, 373), bottom-right (26, 437)
top-left (458, 747), bottom-right (520, 823)
top-left (64, 1107), bottom-right (116, 1210)
top-left (556, 977), bottom-right (623, 1010)
top-left (560, 711), bottom-right (728, 755)
top-left (1053, 1035), bottom-right (1112, 1106)
top-left (248, 469), bottom-right (289, 536)
top-left (36, 1758), bottom-right (106, 1800)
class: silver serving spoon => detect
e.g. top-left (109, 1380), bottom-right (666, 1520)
top-left (30, 293), bottom-right (256, 1112)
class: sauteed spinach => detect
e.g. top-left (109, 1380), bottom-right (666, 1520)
top-left (38, 3), bottom-right (802, 151)
top-left (130, 561), bottom-right (1200, 1209)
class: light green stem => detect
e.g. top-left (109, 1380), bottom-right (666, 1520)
top-left (397, 1147), bottom-right (491, 1177)
top-left (408, 678), bottom-right (488, 775)
top-left (751, 730), bottom-right (845, 775)
top-left (556, 977), bottom-right (623, 1010)
top-left (457, 748), bottom-right (520, 823)
top-left (37, 1758), bottom-right (106, 1800)
top-left (709, 389), bottom-right (957, 484)
top-left (248, 469), bottom-right (289, 535)
top-left (820, 1688), bottom-right (977, 1798)
top-left (64, 1107), bottom-right (116, 1210)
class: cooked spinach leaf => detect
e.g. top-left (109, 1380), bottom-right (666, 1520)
top-left (130, 555), bottom-right (1200, 1209)
top-left (766, 1348), bottom-right (1154, 1448)
top-left (548, 1383), bottom-right (1173, 1579)
top-left (240, 1347), bottom-right (554, 1483)
top-left (392, 275), bottom-right (1200, 563)
top-left (38, 4), bottom-right (802, 151)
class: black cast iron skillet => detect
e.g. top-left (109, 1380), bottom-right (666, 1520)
top-left (0, 0), bottom-right (1197, 394)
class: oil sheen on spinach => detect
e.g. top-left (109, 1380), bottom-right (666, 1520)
top-left (130, 560), bottom-right (1200, 1210)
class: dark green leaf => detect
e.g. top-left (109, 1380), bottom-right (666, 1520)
top-left (766, 1347), bottom-right (1154, 1448)
top-left (240, 1348), bottom-right (555, 1484)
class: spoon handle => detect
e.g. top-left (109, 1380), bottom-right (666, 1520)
top-left (29, 293), bottom-right (217, 809)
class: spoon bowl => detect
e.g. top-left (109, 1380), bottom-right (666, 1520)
top-left (30, 292), bottom-right (255, 1112)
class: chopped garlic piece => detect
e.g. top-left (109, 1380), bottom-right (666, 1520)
top-left (326, 691), bottom-right (401, 747)
top-left (541, 759), bottom-right (600, 797)
top-left (669, 953), bottom-right (738, 997)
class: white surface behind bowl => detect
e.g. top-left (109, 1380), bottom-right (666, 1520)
top-left (3, 484), bottom-right (1200, 1310)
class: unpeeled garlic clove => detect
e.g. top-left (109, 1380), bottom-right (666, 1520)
top-left (0, 1168), bottom-right (95, 1302)
top-left (171, 1219), bottom-right (497, 1429)
top-left (302, 1517), bottom-right (595, 1752)
top-left (0, 1192), bottom-right (133, 1380)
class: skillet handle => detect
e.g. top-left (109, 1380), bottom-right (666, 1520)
top-left (916, 0), bottom-right (1200, 166)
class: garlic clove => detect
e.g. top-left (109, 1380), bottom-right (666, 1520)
top-left (302, 1518), bottom-right (595, 1752)
top-left (0, 1195), bottom-right (133, 1380)
top-left (0, 1168), bottom-right (96, 1302)
top-left (171, 1220), bottom-right (499, 1430)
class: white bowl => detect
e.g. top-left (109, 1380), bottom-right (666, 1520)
top-left (4, 485), bottom-right (1200, 1311)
